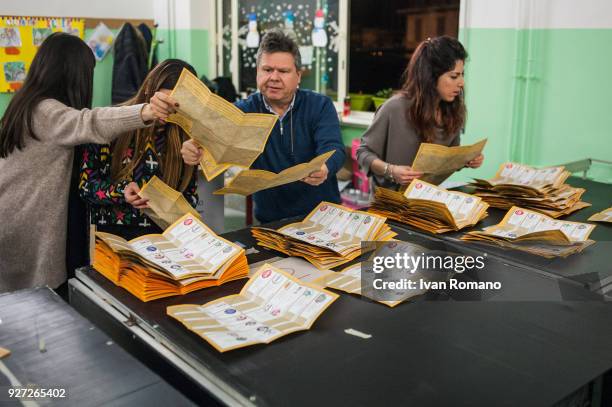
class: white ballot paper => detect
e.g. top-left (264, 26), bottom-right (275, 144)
top-left (167, 263), bottom-right (338, 352)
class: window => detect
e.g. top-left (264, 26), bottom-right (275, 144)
top-left (216, 0), bottom-right (459, 111)
top-left (217, 0), bottom-right (343, 100)
top-left (349, 0), bottom-right (459, 110)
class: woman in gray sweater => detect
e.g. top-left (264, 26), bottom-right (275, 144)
top-left (0, 33), bottom-right (170, 293)
top-left (357, 36), bottom-right (483, 190)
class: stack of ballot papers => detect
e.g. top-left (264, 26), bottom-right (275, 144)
top-left (138, 176), bottom-right (201, 229)
top-left (94, 214), bottom-right (248, 301)
top-left (370, 179), bottom-right (488, 233)
top-left (252, 202), bottom-right (396, 269)
top-left (588, 207), bottom-right (612, 223)
top-left (167, 263), bottom-right (338, 352)
top-left (461, 206), bottom-right (596, 258)
top-left (470, 163), bottom-right (590, 218)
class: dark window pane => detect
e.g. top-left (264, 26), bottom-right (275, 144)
top-left (349, 0), bottom-right (459, 110)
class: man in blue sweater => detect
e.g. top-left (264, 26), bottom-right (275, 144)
top-left (181, 29), bottom-right (345, 223)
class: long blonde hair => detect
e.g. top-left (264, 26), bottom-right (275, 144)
top-left (111, 59), bottom-right (195, 192)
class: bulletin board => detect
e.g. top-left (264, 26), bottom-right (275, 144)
top-left (0, 16), bottom-right (85, 93)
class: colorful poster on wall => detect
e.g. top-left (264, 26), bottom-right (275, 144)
top-left (86, 22), bottom-right (114, 62)
top-left (0, 16), bottom-right (85, 92)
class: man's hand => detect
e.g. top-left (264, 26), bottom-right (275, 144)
top-left (302, 164), bottom-right (329, 186)
top-left (148, 91), bottom-right (179, 123)
top-left (124, 182), bottom-right (149, 209)
top-left (181, 139), bottom-right (203, 166)
top-left (466, 154), bottom-right (484, 169)
top-left (391, 165), bottom-right (424, 185)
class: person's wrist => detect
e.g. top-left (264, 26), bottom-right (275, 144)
top-left (390, 165), bottom-right (397, 183)
top-left (140, 103), bottom-right (153, 122)
top-left (383, 162), bottom-right (390, 179)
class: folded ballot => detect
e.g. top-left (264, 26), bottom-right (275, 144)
top-left (166, 69), bottom-right (277, 169)
top-left (94, 214), bottom-right (248, 301)
top-left (214, 151), bottom-right (335, 196)
top-left (411, 138), bottom-right (487, 185)
top-left (317, 262), bottom-right (402, 305)
top-left (138, 176), bottom-right (201, 230)
top-left (198, 146), bottom-right (231, 181)
top-left (588, 207), bottom-right (612, 223)
top-left (167, 263), bottom-right (338, 352)
top-left (461, 206), bottom-right (596, 258)
top-left (252, 202), bottom-right (396, 269)
top-left (370, 179), bottom-right (488, 233)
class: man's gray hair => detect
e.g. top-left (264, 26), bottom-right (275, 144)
top-left (256, 29), bottom-right (302, 70)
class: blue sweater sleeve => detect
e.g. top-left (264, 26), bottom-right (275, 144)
top-left (313, 97), bottom-right (345, 175)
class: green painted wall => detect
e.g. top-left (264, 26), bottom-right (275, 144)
top-left (0, 28), bottom-right (210, 114)
top-left (341, 125), bottom-right (365, 147)
top-left (156, 28), bottom-right (210, 80)
top-left (339, 28), bottom-right (612, 185)
top-left (450, 27), bottom-right (612, 184)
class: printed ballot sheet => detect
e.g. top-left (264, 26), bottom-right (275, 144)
top-left (470, 162), bottom-right (590, 218)
top-left (138, 176), bottom-right (202, 229)
top-left (253, 202), bottom-right (396, 269)
top-left (279, 202), bottom-right (390, 250)
top-left (403, 179), bottom-right (488, 228)
top-left (477, 162), bottom-right (570, 190)
top-left (370, 179), bottom-right (488, 233)
top-left (214, 151), bottom-right (335, 196)
top-left (479, 206), bottom-right (595, 243)
top-left (315, 241), bottom-right (449, 307)
top-left (166, 69), bottom-right (277, 168)
top-left (263, 257), bottom-right (334, 284)
top-left (588, 207), bottom-right (612, 223)
top-left (167, 264), bottom-right (338, 352)
top-left (411, 138), bottom-right (487, 185)
top-left (97, 213), bottom-right (243, 280)
top-left (462, 206), bottom-right (596, 258)
top-left (318, 263), bottom-right (403, 307)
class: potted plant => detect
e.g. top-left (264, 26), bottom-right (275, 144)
top-left (348, 92), bottom-right (373, 111)
top-left (372, 88), bottom-right (393, 109)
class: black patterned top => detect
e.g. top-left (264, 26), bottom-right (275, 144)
top-left (79, 126), bottom-right (198, 230)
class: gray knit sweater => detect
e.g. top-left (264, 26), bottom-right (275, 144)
top-left (0, 99), bottom-right (148, 292)
top-left (356, 95), bottom-right (460, 189)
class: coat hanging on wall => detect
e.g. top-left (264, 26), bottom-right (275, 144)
top-left (137, 23), bottom-right (158, 69)
top-left (111, 23), bottom-right (148, 104)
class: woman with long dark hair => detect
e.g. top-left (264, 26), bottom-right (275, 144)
top-left (0, 33), bottom-right (168, 293)
top-left (357, 36), bottom-right (483, 189)
top-left (80, 59), bottom-right (199, 240)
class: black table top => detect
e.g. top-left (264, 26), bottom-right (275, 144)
top-left (74, 221), bottom-right (612, 407)
top-left (388, 177), bottom-right (612, 292)
top-left (0, 288), bottom-right (193, 407)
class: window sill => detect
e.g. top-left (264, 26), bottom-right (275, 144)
top-left (339, 110), bottom-right (374, 128)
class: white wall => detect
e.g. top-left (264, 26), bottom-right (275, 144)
top-left (1, 0), bottom-right (153, 19)
top-left (0, 0), bottom-right (215, 30)
top-left (153, 0), bottom-right (212, 30)
top-left (460, 0), bottom-right (612, 29)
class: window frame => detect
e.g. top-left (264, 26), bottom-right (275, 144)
top-left (214, 0), bottom-right (349, 107)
